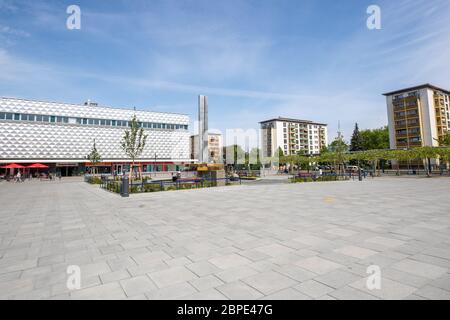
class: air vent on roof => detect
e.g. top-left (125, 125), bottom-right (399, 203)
top-left (84, 99), bottom-right (98, 107)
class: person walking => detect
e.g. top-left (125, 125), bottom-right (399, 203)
top-left (16, 171), bottom-right (21, 183)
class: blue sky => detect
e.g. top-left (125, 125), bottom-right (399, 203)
top-left (1, 0), bottom-right (450, 144)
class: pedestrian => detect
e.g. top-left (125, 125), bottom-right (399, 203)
top-left (16, 171), bottom-right (21, 183)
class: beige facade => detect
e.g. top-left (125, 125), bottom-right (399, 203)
top-left (384, 84), bottom-right (450, 150)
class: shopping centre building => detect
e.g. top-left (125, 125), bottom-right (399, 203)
top-left (0, 97), bottom-right (191, 176)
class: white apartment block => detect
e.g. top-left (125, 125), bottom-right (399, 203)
top-left (260, 117), bottom-right (328, 157)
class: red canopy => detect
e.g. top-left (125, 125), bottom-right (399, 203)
top-left (1, 163), bottom-right (25, 169)
top-left (27, 163), bottom-right (49, 168)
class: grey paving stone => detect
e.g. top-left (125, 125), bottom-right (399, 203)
top-left (120, 275), bottom-right (157, 297)
top-left (215, 265), bottom-right (259, 283)
top-left (273, 264), bottom-right (316, 282)
top-left (382, 267), bottom-right (430, 288)
top-left (217, 281), bottom-right (264, 299)
top-left (146, 282), bottom-right (197, 300)
top-left (78, 261), bottom-right (111, 278)
top-left (329, 286), bottom-right (379, 300)
top-left (165, 257), bottom-right (193, 267)
top-left (415, 285), bottom-right (450, 300)
top-left (70, 282), bottom-right (126, 300)
top-left (190, 275), bottom-right (224, 291)
top-left (294, 280), bottom-right (334, 298)
top-left (365, 236), bottom-right (405, 248)
top-left (209, 254), bottom-right (252, 270)
top-left (242, 271), bottom-right (298, 295)
top-left (314, 269), bottom-right (361, 289)
top-left (100, 270), bottom-right (131, 284)
top-left (186, 261), bottom-right (221, 277)
top-left (333, 246), bottom-right (378, 260)
top-left (430, 273), bottom-right (450, 292)
top-left (182, 288), bottom-right (228, 300)
top-left (325, 228), bottom-right (358, 237)
top-left (148, 266), bottom-right (198, 288)
top-left (253, 243), bottom-right (294, 257)
top-left (262, 288), bottom-right (311, 300)
top-left (349, 277), bottom-right (417, 300)
top-left (2, 177), bottom-right (450, 300)
top-left (295, 256), bottom-right (344, 275)
top-left (391, 259), bottom-right (448, 279)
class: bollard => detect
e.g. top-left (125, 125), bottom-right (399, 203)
top-left (121, 176), bottom-right (129, 197)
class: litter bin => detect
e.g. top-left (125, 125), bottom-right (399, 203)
top-left (121, 176), bottom-right (129, 197)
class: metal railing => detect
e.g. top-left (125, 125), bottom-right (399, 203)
top-left (99, 176), bottom-right (242, 196)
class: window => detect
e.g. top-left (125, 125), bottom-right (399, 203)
top-left (0, 112), bottom-right (5, 119)
top-left (21, 114), bottom-right (28, 121)
top-left (42, 115), bottom-right (49, 122)
top-left (111, 120), bottom-right (116, 126)
top-left (36, 115), bottom-right (42, 121)
top-left (14, 113), bottom-right (20, 120)
top-left (57, 116), bottom-right (63, 123)
top-left (100, 119), bottom-right (106, 125)
top-left (106, 120), bottom-right (111, 126)
top-left (93, 119), bottom-right (99, 125)
top-left (28, 115), bottom-right (35, 121)
top-left (50, 116), bottom-right (56, 123)
top-left (63, 117), bottom-right (69, 123)
top-left (88, 119), bottom-right (94, 125)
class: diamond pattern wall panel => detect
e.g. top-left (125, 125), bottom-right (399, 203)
top-left (0, 121), bottom-right (190, 161)
top-left (0, 98), bottom-right (191, 162)
top-left (0, 97), bottom-right (189, 125)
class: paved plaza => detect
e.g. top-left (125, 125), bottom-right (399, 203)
top-left (0, 177), bottom-right (450, 300)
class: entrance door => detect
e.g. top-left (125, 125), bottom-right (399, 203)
top-left (116, 165), bottom-right (123, 175)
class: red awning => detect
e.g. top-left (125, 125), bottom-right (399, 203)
top-left (0, 163), bottom-right (25, 169)
top-left (27, 163), bottom-right (49, 168)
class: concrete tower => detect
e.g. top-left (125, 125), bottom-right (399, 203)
top-left (198, 95), bottom-right (209, 163)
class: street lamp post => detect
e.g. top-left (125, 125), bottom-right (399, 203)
top-left (154, 153), bottom-right (157, 178)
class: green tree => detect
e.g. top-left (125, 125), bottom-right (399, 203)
top-left (248, 148), bottom-right (262, 170)
top-left (86, 139), bottom-right (102, 175)
top-left (360, 126), bottom-right (389, 150)
top-left (223, 144), bottom-right (245, 168)
top-left (121, 115), bottom-right (148, 179)
top-left (328, 136), bottom-right (348, 174)
top-left (438, 133), bottom-right (450, 146)
top-left (350, 123), bottom-right (364, 152)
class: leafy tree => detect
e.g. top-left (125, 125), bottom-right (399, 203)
top-left (360, 126), bottom-right (389, 150)
top-left (328, 136), bottom-right (349, 153)
top-left (121, 115), bottom-right (148, 179)
top-left (247, 148), bottom-right (262, 170)
top-left (438, 133), bottom-right (450, 146)
top-left (86, 139), bottom-right (101, 175)
top-left (223, 144), bottom-right (245, 167)
top-left (327, 136), bottom-right (348, 174)
top-left (350, 123), bottom-right (364, 152)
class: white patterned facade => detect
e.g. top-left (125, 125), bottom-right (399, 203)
top-left (0, 97), bottom-right (191, 164)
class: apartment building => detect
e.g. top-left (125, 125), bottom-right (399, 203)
top-left (384, 84), bottom-right (450, 149)
top-left (260, 117), bottom-right (328, 157)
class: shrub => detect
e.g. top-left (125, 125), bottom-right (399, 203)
top-left (143, 184), bottom-right (162, 192)
top-left (86, 176), bottom-right (102, 184)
